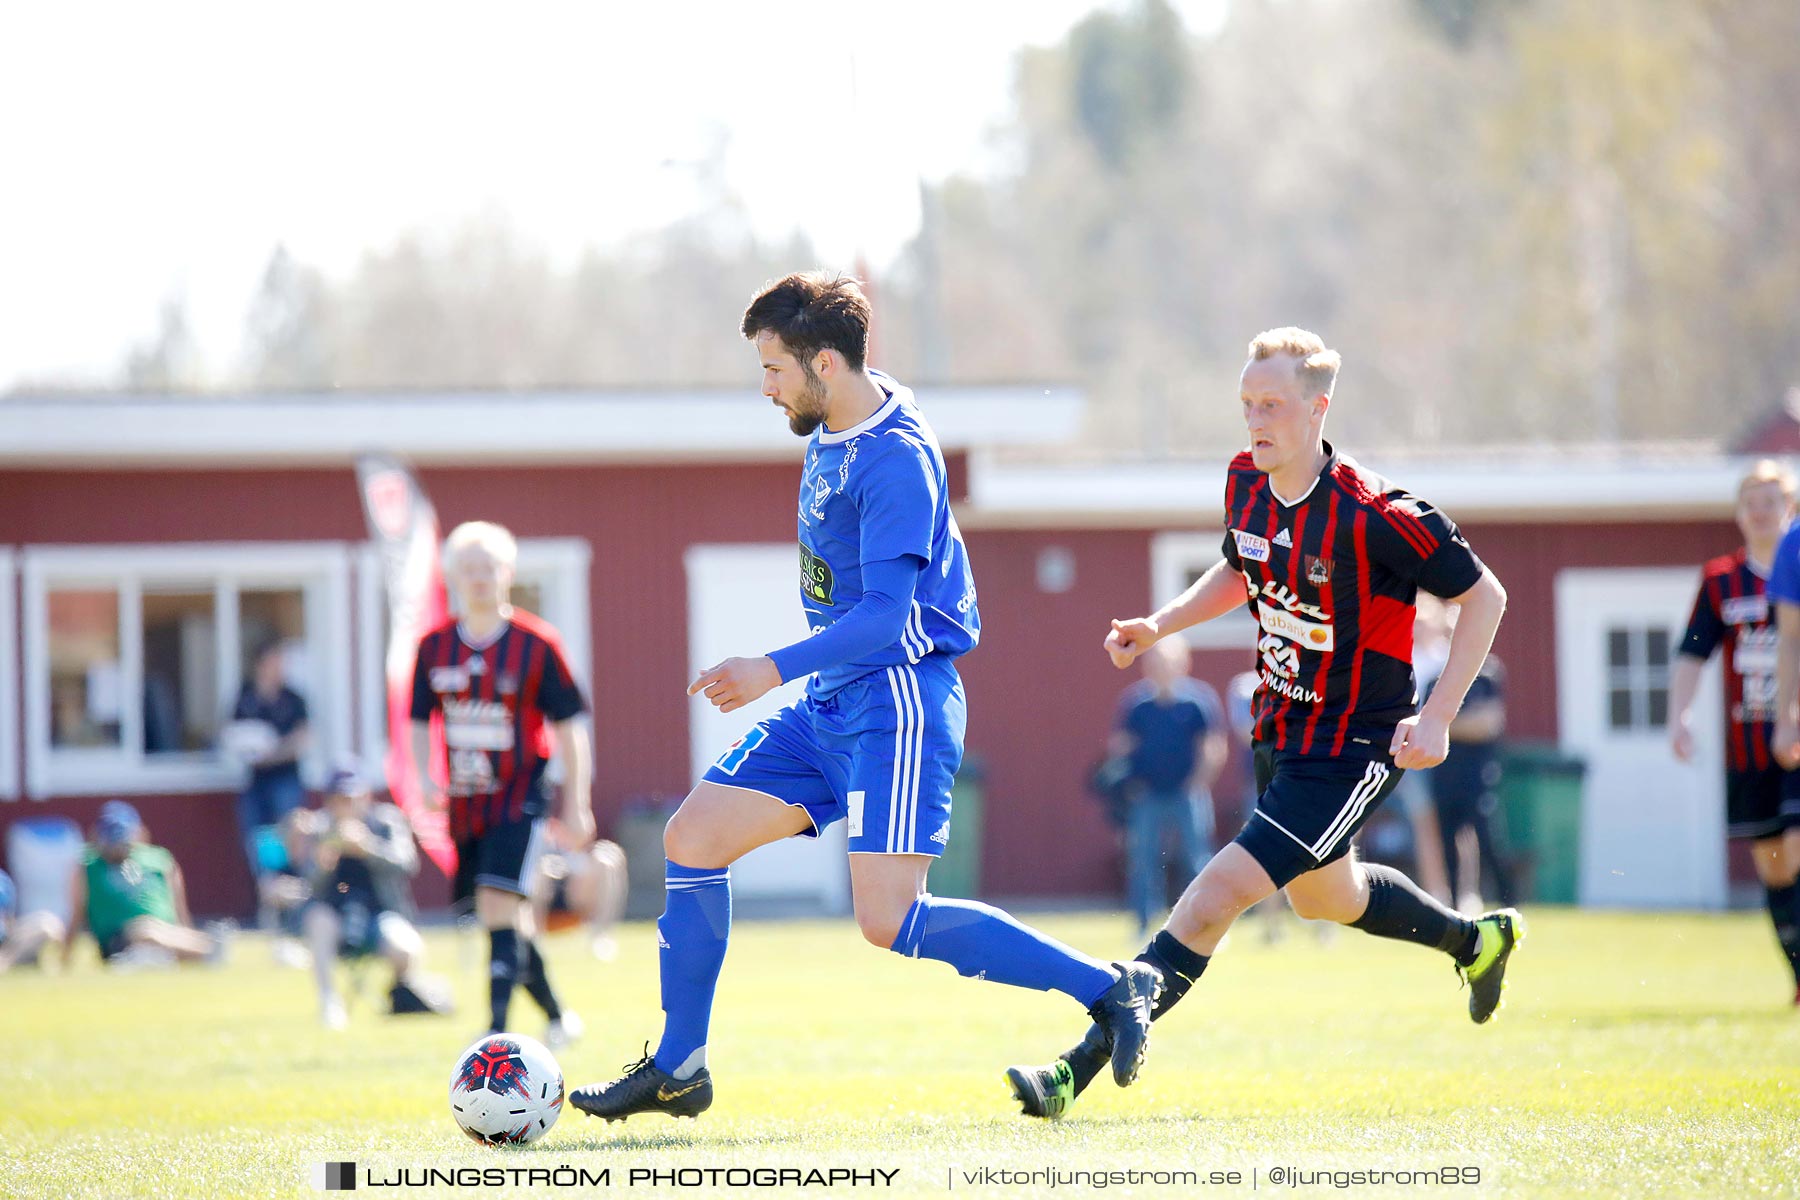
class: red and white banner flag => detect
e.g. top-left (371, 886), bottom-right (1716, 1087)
top-left (354, 454), bottom-right (455, 875)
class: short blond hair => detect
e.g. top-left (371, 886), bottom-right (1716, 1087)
top-left (1248, 327), bottom-right (1341, 399)
top-left (1739, 459), bottom-right (1797, 502)
top-left (443, 520), bottom-right (518, 570)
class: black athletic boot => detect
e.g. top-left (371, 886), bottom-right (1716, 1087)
top-left (569, 1045), bottom-right (713, 1122)
top-left (1086, 962), bottom-right (1161, 1086)
top-left (1462, 909), bottom-right (1527, 1024)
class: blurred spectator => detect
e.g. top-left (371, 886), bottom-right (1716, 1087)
top-left (1111, 637), bottom-right (1227, 934)
top-left (531, 825), bottom-right (627, 961)
top-left (0, 867), bottom-right (67, 972)
top-left (293, 767), bottom-right (446, 1028)
top-left (65, 801), bottom-right (225, 968)
top-left (1427, 640), bottom-right (1517, 911)
top-left (1390, 596), bottom-right (1453, 903)
top-left (223, 641), bottom-right (311, 928)
top-left (5, 815), bottom-right (84, 931)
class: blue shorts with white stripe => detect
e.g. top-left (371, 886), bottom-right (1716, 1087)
top-left (702, 655), bottom-right (965, 856)
top-left (1234, 740), bottom-right (1405, 888)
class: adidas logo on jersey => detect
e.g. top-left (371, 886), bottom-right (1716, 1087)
top-left (1273, 527), bottom-right (1293, 548)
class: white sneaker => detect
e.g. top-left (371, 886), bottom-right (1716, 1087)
top-left (545, 1010), bottom-right (585, 1052)
top-left (272, 937), bottom-right (311, 970)
top-left (321, 995), bottom-right (348, 1030)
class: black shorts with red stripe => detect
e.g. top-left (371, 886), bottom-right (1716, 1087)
top-left (1235, 740), bottom-right (1405, 888)
top-left (1726, 765), bottom-right (1800, 841)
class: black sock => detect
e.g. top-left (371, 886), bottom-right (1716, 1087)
top-left (1766, 883), bottom-right (1800, 987)
top-left (520, 938), bottom-right (563, 1021)
top-left (1351, 863), bottom-right (1480, 965)
top-left (1062, 931), bottom-right (1211, 1096)
top-left (488, 928), bottom-right (520, 1032)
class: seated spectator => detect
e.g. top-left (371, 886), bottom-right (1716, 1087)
top-left (64, 801), bottom-right (225, 969)
top-left (295, 767), bottom-right (447, 1028)
top-left (531, 824), bottom-right (627, 961)
top-left (0, 867), bottom-right (67, 972)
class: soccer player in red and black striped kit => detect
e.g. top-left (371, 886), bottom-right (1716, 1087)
top-left (1007, 328), bottom-right (1520, 1119)
top-left (411, 521), bottom-right (596, 1046)
top-left (1670, 461), bottom-right (1800, 1002)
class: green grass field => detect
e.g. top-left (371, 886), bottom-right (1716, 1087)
top-left (4, 908), bottom-right (1798, 1199)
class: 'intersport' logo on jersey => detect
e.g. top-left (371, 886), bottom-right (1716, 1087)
top-left (1233, 530), bottom-right (1270, 562)
top-left (800, 544), bottom-right (835, 605)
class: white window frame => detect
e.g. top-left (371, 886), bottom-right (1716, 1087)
top-left (355, 537), bottom-right (593, 769)
top-left (1149, 531), bottom-right (1259, 651)
top-left (21, 542), bottom-right (354, 798)
top-left (0, 548), bottom-right (18, 800)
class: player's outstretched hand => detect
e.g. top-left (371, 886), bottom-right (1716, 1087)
top-left (1104, 618), bottom-right (1160, 669)
top-left (1390, 714), bottom-right (1450, 770)
top-left (555, 808), bottom-right (598, 851)
top-left (689, 656), bottom-right (782, 714)
top-left (1669, 719), bottom-right (1695, 763)
top-left (1775, 719), bottom-right (1800, 770)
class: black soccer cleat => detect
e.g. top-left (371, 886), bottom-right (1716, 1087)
top-left (1462, 908), bottom-right (1526, 1025)
top-left (569, 1045), bottom-right (713, 1123)
top-left (1087, 962), bottom-right (1161, 1086)
top-left (1005, 1059), bottom-right (1076, 1120)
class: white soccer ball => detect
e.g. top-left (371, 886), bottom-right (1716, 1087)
top-left (448, 1033), bottom-right (564, 1145)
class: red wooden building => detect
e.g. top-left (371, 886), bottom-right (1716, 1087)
top-left (0, 391), bottom-right (1757, 915)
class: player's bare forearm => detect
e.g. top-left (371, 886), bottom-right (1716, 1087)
top-left (1150, 560), bottom-right (1250, 636)
top-left (554, 719), bottom-right (595, 844)
top-left (1668, 655), bottom-right (1705, 761)
top-left (1109, 562), bottom-right (1248, 668)
top-left (1777, 603), bottom-right (1800, 726)
top-left (1417, 569), bottom-right (1507, 727)
top-left (1774, 603), bottom-right (1800, 767)
top-left (1195, 731), bottom-right (1229, 791)
top-left (409, 721), bottom-right (439, 807)
top-left (171, 865), bottom-right (193, 930)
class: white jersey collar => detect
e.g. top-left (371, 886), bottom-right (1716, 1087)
top-left (818, 370), bottom-right (908, 445)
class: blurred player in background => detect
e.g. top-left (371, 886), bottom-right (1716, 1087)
top-left (295, 766), bottom-right (445, 1028)
top-left (412, 521), bottom-right (595, 1048)
top-left (63, 801), bottom-right (225, 968)
top-left (1677, 460), bottom-right (1800, 1002)
top-left (571, 273), bottom-right (1157, 1124)
top-left (531, 827), bottom-right (627, 960)
top-left (1009, 328), bottom-right (1515, 1119)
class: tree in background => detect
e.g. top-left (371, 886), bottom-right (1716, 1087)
top-left (97, 0), bottom-right (1800, 455)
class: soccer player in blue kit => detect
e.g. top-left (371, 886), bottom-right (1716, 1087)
top-left (570, 273), bottom-right (1159, 1122)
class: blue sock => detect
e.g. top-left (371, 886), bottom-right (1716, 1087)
top-left (889, 894), bottom-right (1117, 1006)
top-left (654, 861), bottom-right (732, 1077)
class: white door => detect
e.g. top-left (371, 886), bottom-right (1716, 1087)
top-left (1556, 567), bottom-right (1724, 907)
top-left (684, 544), bottom-right (851, 914)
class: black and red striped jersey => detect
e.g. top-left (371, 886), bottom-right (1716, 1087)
top-left (1220, 444), bottom-right (1485, 757)
top-left (1679, 550), bottom-right (1775, 773)
top-left (410, 609), bottom-right (588, 840)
